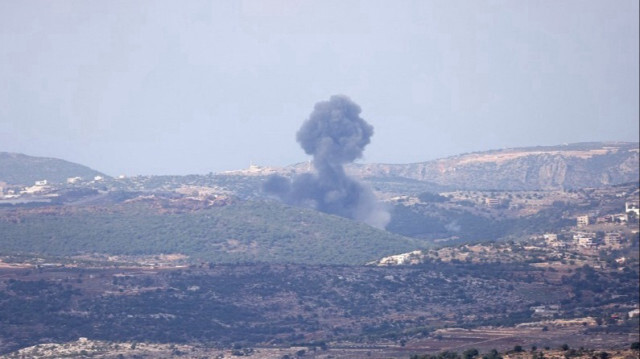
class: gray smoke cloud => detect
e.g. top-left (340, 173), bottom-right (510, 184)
top-left (263, 95), bottom-right (390, 229)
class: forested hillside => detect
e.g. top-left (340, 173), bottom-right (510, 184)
top-left (0, 200), bottom-right (422, 265)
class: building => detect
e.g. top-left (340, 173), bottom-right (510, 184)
top-left (67, 177), bottom-right (82, 184)
top-left (530, 305), bottom-right (560, 317)
top-left (576, 215), bottom-right (589, 227)
top-left (616, 213), bottom-right (628, 223)
top-left (626, 202), bottom-right (639, 216)
top-left (573, 231), bottom-right (597, 248)
top-left (604, 232), bottom-right (625, 247)
top-left (485, 198), bottom-right (500, 207)
top-left (552, 241), bottom-right (567, 249)
top-left (35, 179), bottom-right (48, 186)
top-left (543, 233), bottom-right (567, 249)
top-left (597, 214), bottom-right (624, 224)
top-left (22, 185), bottom-right (46, 194)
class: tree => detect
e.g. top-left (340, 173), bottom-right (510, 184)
top-left (438, 351), bottom-right (460, 359)
top-left (482, 349), bottom-right (501, 359)
top-left (463, 348), bottom-right (479, 359)
top-left (418, 192), bottom-right (448, 203)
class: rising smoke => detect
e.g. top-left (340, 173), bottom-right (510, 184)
top-left (263, 95), bottom-right (390, 229)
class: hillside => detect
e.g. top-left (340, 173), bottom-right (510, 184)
top-left (0, 152), bottom-right (107, 185)
top-left (0, 254), bottom-right (637, 356)
top-left (0, 199), bottom-right (423, 265)
top-left (4, 141), bottom-right (636, 191)
top-left (350, 142), bottom-right (639, 191)
top-left (223, 142), bottom-right (638, 192)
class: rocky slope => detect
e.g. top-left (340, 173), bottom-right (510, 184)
top-left (349, 142), bottom-right (639, 190)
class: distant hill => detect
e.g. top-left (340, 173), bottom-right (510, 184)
top-left (0, 199), bottom-right (424, 265)
top-left (0, 152), bottom-right (107, 185)
top-left (349, 142), bottom-right (639, 190)
top-left (3, 141), bottom-right (637, 192)
top-left (222, 142), bottom-right (638, 191)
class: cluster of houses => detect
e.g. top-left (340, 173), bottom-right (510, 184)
top-left (0, 179), bottom-right (57, 200)
top-left (546, 229), bottom-right (630, 250)
top-left (530, 304), bottom-right (561, 318)
top-left (0, 176), bottom-right (108, 200)
top-left (541, 201), bottom-right (639, 250)
top-left (527, 304), bottom-right (639, 321)
top-left (576, 202), bottom-right (639, 227)
top-left (570, 231), bottom-right (626, 249)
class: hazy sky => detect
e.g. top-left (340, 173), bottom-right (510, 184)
top-left (1, 0), bottom-right (638, 176)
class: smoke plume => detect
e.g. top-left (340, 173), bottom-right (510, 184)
top-left (263, 95), bottom-right (390, 229)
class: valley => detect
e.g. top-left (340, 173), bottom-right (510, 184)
top-left (0, 142), bottom-right (638, 358)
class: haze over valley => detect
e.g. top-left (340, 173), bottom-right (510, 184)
top-left (0, 141), bottom-right (638, 358)
top-left (1, 0), bottom-right (638, 358)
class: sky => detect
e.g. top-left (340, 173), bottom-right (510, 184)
top-left (1, 0), bottom-right (638, 176)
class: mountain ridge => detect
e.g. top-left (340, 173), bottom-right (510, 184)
top-left (0, 152), bottom-right (108, 185)
top-left (352, 141), bottom-right (639, 190)
top-left (3, 141), bottom-right (638, 190)
top-left (232, 141), bottom-right (638, 190)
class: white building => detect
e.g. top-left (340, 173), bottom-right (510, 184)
top-left (67, 177), bottom-right (82, 184)
top-left (612, 213), bottom-right (628, 223)
top-left (573, 231), bottom-right (597, 248)
top-left (626, 202), bottom-right (639, 216)
top-left (530, 305), bottom-right (560, 317)
top-left (485, 198), bottom-right (500, 207)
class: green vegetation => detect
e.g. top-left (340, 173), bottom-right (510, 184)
top-left (0, 200), bottom-right (422, 265)
top-left (0, 249), bottom-right (637, 355)
top-left (387, 203), bottom-right (574, 242)
top-left (417, 192), bottom-right (449, 203)
top-left (364, 176), bottom-right (450, 195)
top-left (410, 349), bottom-right (497, 359)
